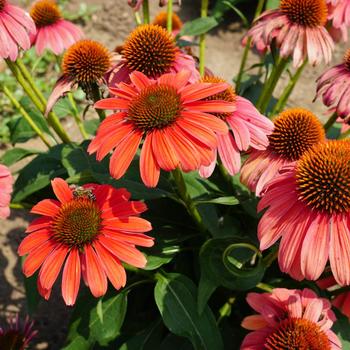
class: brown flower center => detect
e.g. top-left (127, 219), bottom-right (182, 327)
top-left (122, 24), bottom-right (177, 78)
top-left (128, 84), bottom-right (181, 131)
top-left (265, 318), bottom-right (331, 350)
top-left (280, 0), bottom-right (328, 27)
top-left (296, 140), bottom-right (350, 214)
top-left (0, 0), bottom-right (6, 12)
top-left (30, 0), bottom-right (61, 27)
top-left (51, 197), bottom-right (102, 248)
top-left (153, 11), bottom-right (183, 31)
top-left (268, 108), bottom-right (325, 161)
top-left (62, 40), bottom-right (111, 86)
top-left (201, 76), bottom-right (236, 120)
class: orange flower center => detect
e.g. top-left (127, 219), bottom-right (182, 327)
top-left (128, 84), bottom-right (181, 130)
top-left (62, 40), bottom-right (111, 86)
top-left (0, 0), bottom-right (6, 11)
top-left (280, 0), bottom-right (328, 27)
top-left (153, 11), bottom-right (183, 31)
top-left (265, 318), bottom-right (331, 350)
top-left (201, 76), bottom-right (236, 120)
top-left (122, 24), bottom-right (177, 78)
top-left (30, 0), bottom-right (61, 27)
top-left (296, 140), bottom-right (350, 214)
top-left (268, 108), bottom-right (324, 161)
top-left (51, 197), bottom-right (102, 248)
top-left (344, 49), bottom-right (350, 70)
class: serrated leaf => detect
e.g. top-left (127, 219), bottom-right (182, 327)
top-left (180, 17), bottom-right (218, 36)
top-left (154, 272), bottom-right (223, 350)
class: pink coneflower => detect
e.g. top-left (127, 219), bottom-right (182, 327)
top-left (327, 0), bottom-right (350, 29)
top-left (0, 0), bottom-right (36, 61)
top-left (241, 288), bottom-right (341, 349)
top-left (88, 70), bottom-right (233, 187)
top-left (46, 39), bottom-right (112, 115)
top-left (318, 275), bottom-right (350, 320)
top-left (107, 24), bottom-right (199, 87)
top-left (0, 315), bottom-right (37, 350)
top-left (316, 49), bottom-right (350, 125)
top-left (18, 178), bottom-right (154, 305)
top-left (240, 108), bottom-right (325, 196)
top-left (0, 164), bottom-right (13, 219)
top-left (198, 76), bottom-right (273, 178)
top-left (30, 0), bottom-right (83, 55)
top-left (258, 140), bottom-right (350, 284)
top-left (246, 0), bottom-right (334, 67)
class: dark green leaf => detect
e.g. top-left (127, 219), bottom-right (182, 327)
top-left (0, 148), bottom-right (41, 166)
top-left (180, 17), bottom-right (218, 36)
top-left (154, 272), bottom-right (224, 350)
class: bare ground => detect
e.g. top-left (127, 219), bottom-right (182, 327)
top-left (0, 0), bottom-right (348, 348)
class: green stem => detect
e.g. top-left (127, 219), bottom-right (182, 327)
top-left (262, 248), bottom-right (278, 268)
top-left (235, 0), bottom-right (266, 91)
top-left (67, 92), bottom-right (89, 139)
top-left (217, 296), bottom-right (235, 324)
top-left (339, 126), bottom-right (350, 139)
top-left (256, 57), bottom-right (289, 114)
top-left (134, 11), bottom-right (142, 25)
top-left (256, 282), bottom-right (273, 292)
top-left (91, 84), bottom-right (106, 121)
top-left (172, 168), bottom-right (206, 233)
top-left (10, 202), bottom-right (32, 209)
top-left (271, 60), bottom-right (307, 115)
top-left (167, 0), bottom-right (173, 32)
top-left (142, 0), bottom-right (150, 24)
top-left (199, 0), bottom-right (209, 77)
top-left (323, 112), bottom-right (338, 132)
top-left (6, 59), bottom-right (71, 143)
top-left (3, 86), bottom-right (52, 148)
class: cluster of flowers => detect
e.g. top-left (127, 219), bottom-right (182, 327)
top-left (0, 0), bottom-right (350, 347)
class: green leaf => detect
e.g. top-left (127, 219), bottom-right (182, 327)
top-left (198, 237), bottom-right (265, 313)
top-left (0, 148), bottom-right (41, 167)
top-left (195, 196), bottom-right (239, 206)
top-left (179, 17), bottom-right (218, 36)
top-left (66, 290), bottom-right (128, 348)
top-left (23, 270), bottom-right (41, 315)
top-left (61, 337), bottom-right (91, 350)
top-left (333, 312), bottom-right (350, 349)
top-left (12, 144), bottom-right (67, 202)
top-left (154, 272), bottom-right (224, 350)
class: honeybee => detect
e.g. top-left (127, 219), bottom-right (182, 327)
top-left (70, 185), bottom-right (96, 201)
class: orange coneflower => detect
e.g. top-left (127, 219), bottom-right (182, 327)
top-left (88, 70), bottom-right (234, 187)
top-left (18, 178), bottom-right (154, 305)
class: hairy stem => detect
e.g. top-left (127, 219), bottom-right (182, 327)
top-left (199, 0), bottom-right (209, 77)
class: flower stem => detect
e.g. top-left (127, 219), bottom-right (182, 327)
top-left (91, 84), bottom-right (106, 121)
top-left (323, 112), bottom-right (338, 132)
top-left (3, 86), bottom-right (52, 148)
top-left (67, 92), bottom-right (89, 139)
top-left (172, 168), bottom-right (206, 233)
top-left (6, 59), bottom-right (71, 143)
top-left (339, 126), bottom-right (350, 139)
top-left (256, 56), bottom-right (289, 114)
top-left (142, 0), bottom-right (150, 24)
top-left (199, 0), bottom-right (209, 77)
top-left (167, 0), bottom-right (173, 32)
top-left (235, 0), bottom-right (266, 91)
top-left (271, 59), bottom-right (307, 115)
top-left (134, 11), bottom-right (142, 25)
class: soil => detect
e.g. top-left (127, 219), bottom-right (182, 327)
top-left (0, 0), bottom-right (348, 348)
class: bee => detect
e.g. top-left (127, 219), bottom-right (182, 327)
top-left (70, 185), bottom-right (96, 201)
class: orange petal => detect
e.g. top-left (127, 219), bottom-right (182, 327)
top-left (109, 130), bottom-right (142, 179)
top-left (18, 229), bottom-right (51, 255)
top-left (130, 71), bottom-right (152, 90)
top-left (103, 229), bottom-right (154, 247)
top-left (31, 199), bottom-right (61, 217)
top-left (103, 216), bottom-right (152, 232)
top-left (140, 134), bottom-right (160, 187)
top-left (94, 98), bottom-right (129, 110)
top-left (84, 245), bottom-right (107, 298)
top-left (25, 217), bottom-right (51, 233)
top-left (94, 241), bottom-right (126, 289)
top-left (38, 244), bottom-right (68, 290)
top-left (62, 248), bottom-right (81, 306)
top-left (51, 178), bottom-right (73, 204)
